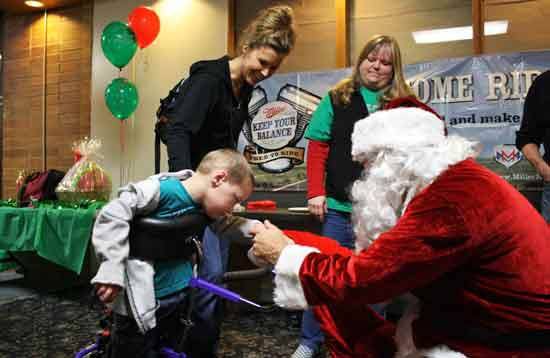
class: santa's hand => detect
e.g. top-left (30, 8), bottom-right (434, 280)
top-left (252, 220), bottom-right (294, 265)
top-left (247, 247), bottom-right (272, 267)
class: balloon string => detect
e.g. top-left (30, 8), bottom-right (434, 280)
top-left (120, 120), bottom-right (126, 184)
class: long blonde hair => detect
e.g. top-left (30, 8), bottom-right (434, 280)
top-left (239, 6), bottom-right (296, 56)
top-left (331, 34), bottom-right (414, 107)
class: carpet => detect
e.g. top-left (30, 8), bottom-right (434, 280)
top-left (0, 286), bottom-right (327, 358)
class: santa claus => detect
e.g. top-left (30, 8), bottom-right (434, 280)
top-left (250, 107), bottom-right (550, 357)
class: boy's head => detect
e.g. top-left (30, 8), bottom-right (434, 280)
top-left (196, 149), bottom-right (255, 218)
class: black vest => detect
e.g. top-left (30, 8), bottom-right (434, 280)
top-left (129, 213), bottom-right (210, 260)
top-left (326, 91), bottom-right (369, 202)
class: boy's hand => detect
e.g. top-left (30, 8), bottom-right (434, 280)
top-left (247, 220), bottom-right (270, 266)
top-left (95, 283), bottom-right (122, 303)
top-left (249, 220), bottom-right (267, 236)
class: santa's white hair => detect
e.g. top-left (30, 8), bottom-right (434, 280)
top-left (350, 107), bottom-right (480, 250)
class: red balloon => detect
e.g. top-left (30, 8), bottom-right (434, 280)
top-left (128, 6), bottom-right (160, 49)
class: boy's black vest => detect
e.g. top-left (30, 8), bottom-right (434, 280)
top-left (326, 91), bottom-right (369, 202)
top-left (129, 213), bottom-right (210, 261)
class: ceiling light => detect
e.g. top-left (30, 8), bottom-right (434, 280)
top-left (412, 20), bottom-right (509, 44)
top-left (484, 20), bottom-right (508, 36)
top-left (25, 1), bottom-right (45, 8)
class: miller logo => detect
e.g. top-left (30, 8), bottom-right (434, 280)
top-left (494, 144), bottom-right (522, 168)
top-left (242, 84), bottom-right (321, 173)
top-left (263, 105), bottom-right (287, 119)
top-left (251, 101), bottom-right (297, 151)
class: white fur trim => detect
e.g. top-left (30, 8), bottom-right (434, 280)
top-left (273, 245), bottom-right (319, 310)
top-left (397, 346), bottom-right (468, 358)
top-left (352, 107), bottom-right (445, 163)
top-left (419, 347), bottom-right (468, 358)
top-left (394, 300), bottom-right (467, 358)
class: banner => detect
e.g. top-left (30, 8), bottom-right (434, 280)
top-left (238, 50), bottom-right (550, 191)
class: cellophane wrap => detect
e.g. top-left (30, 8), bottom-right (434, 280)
top-left (55, 138), bottom-right (112, 202)
top-left (15, 169), bottom-right (31, 197)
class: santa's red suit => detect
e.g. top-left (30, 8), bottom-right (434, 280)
top-left (270, 108), bottom-right (550, 358)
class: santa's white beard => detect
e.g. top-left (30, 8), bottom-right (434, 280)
top-left (351, 151), bottom-right (424, 251)
top-left (350, 136), bottom-right (479, 251)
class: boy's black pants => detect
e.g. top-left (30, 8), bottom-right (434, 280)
top-left (108, 289), bottom-right (190, 358)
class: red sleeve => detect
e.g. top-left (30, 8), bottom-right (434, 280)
top-left (297, 192), bottom-right (471, 305)
top-left (306, 139), bottom-right (330, 199)
top-left (283, 230), bottom-right (353, 257)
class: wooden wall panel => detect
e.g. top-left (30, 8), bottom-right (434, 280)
top-left (235, 0), bottom-right (337, 72)
top-left (1, 3), bottom-right (91, 199)
top-left (335, 0), bottom-right (349, 67)
top-left (485, 1), bottom-right (550, 53)
top-left (351, 0), bottom-right (473, 66)
top-left (0, 13), bottom-right (3, 194)
top-left (472, 0), bottom-right (483, 54)
top-left (234, 0), bottom-right (549, 69)
top-left (2, 13), bottom-right (44, 199)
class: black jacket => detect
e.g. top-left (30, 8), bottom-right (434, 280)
top-left (516, 70), bottom-right (550, 163)
top-left (163, 56), bottom-right (253, 170)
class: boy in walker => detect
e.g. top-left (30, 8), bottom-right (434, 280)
top-left (91, 149), bottom-right (259, 357)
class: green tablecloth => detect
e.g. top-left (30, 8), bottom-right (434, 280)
top-left (0, 250), bottom-right (18, 271)
top-left (0, 201), bottom-right (104, 274)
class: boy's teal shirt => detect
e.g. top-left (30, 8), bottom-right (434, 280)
top-left (152, 176), bottom-right (200, 298)
top-left (304, 86), bottom-right (380, 213)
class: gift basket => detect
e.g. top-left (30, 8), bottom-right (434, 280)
top-left (56, 138), bottom-right (112, 202)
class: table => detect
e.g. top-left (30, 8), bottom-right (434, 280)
top-left (0, 250), bottom-right (17, 272)
top-left (236, 208), bottom-right (321, 233)
top-left (0, 204), bottom-right (319, 294)
top-left (0, 201), bottom-right (104, 290)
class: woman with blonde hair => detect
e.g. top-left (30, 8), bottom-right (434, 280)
top-left (297, 34), bottom-right (432, 358)
top-left (157, 6), bottom-right (296, 358)
top-left (331, 35), bottom-right (414, 107)
top-left (161, 5), bottom-right (296, 171)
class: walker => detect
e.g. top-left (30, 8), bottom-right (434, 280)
top-left (75, 214), bottom-right (272, 358)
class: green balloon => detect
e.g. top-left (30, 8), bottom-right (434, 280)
top-left (105, 78), bottom-right (139, 120)
top-left (101, 21), bottom-right (137, 69)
